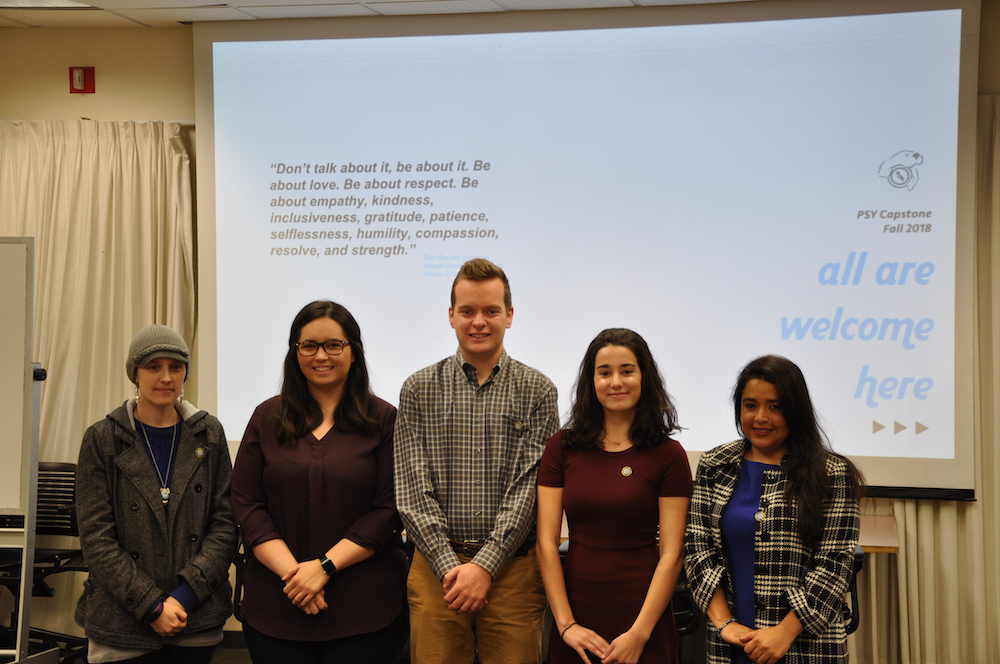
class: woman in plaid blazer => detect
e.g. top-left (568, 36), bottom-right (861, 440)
top-left (684, 355), bottom-right (863, 664)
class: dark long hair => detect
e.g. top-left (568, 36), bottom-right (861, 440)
top-left (733, 355), bottom-right (864, 548)
top-left (563, 329), bottom-right (680, 450)
top-left (270, 301), bottom-right (379, 446)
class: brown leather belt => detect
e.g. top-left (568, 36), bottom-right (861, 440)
top-left (449, 539), bottom-right (532, 558)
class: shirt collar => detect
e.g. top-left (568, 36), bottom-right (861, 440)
top-left (454, 348), bottom-right (508, 386)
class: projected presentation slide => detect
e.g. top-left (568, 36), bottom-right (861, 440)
top-left (213, 9), bottom-right (961, 469)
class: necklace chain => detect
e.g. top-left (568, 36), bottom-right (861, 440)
top-left (138, 420), bottom-right (178, 504)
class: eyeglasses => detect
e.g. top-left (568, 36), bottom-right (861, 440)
top-left (296, 340), bottom-right (350, 356)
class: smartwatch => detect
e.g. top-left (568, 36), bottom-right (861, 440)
top-left (319, 555), bottom-right (337, 576)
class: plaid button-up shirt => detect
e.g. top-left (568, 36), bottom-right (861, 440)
top-left (394, 350), bottom-right (559, 580)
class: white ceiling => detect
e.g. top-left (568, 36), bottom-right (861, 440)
top-left (0, 0), bottom-right (753, 28)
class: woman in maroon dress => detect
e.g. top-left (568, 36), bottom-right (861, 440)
top-left (537, 328), bottom-right (692, 664)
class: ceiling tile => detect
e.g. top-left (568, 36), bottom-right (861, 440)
top-left (0, 0), bottom-right (760, 27)
top-left (89, 0), bottom-right (231, 8)
top-left (0, 0), bottom-right (91, 6)
top-left (635, 0), bottom-right (758, 5)
top-left (501, 0), bottom-right (631, 9)
top-left (109, 5), bottom-right (255, 25)
top-left (238, 4), bottom-right (377, 17)
top-left (366, 0), bottom-right (501, 15)
top-left (0, 7), bottom-right (142, 25)
top-left (230, 0), bottom-right (357, 6)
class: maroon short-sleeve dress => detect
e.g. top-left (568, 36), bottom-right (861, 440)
top-left (538, 430), bottom-right (693, 664)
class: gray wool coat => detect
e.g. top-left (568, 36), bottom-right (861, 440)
top-left (75, 398), bottom-right (237, 649)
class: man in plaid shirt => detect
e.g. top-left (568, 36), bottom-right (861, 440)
top-left (394, 258), bottom-right (559, 664)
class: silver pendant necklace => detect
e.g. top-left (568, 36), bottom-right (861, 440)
top-left (138, 420), bottom-right (178, 504)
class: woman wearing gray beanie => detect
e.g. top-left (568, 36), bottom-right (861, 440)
top-left (75, 324), bottom-right (238, 664)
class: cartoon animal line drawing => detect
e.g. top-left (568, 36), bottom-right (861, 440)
top-left (879, 150), bottom-right (923, 191)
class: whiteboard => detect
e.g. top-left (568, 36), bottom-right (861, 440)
top-left (0, 238), bottom-right (33, 512)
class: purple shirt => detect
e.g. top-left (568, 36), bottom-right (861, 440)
top-left (231, 396), bottom-right (407, 641)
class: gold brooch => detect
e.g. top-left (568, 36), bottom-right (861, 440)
top-left (621, 466), bottom-right (633, 477)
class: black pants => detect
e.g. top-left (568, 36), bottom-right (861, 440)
top-left (242, 608), bottom-right (408, 664)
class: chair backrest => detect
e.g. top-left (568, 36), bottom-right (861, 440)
top-left (844, 544), bottom-right (865, 635)
top-left (233, 539), bottom-right (249, 623)
top-left (36, 462), bottom-right (78, 537)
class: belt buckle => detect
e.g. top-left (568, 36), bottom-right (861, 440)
top-left (458, 539), bottom-right (481, 556)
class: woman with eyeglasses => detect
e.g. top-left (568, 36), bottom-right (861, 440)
top-left (231, 301), bottom-right (408, 664)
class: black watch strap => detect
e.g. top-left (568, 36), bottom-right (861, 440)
top-left (319, 555), bottom-right (337, 576)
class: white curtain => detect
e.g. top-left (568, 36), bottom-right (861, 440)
top-left (0, 120), bottom-right (196, 466)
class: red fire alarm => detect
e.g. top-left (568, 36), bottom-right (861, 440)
top-left (69, 67), bottom-right (95, 94)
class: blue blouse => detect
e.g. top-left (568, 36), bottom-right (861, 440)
top-left (721, 460), bottom-right (776, 664)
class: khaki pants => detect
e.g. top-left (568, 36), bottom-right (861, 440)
top-left (407, 548), bottom-right (547, 664)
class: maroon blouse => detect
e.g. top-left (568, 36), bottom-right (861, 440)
top-left (231, 396), bottom-right (407, 641)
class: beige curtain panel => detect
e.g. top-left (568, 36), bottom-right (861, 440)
top-left (0, 119), bottom-right (196, 465)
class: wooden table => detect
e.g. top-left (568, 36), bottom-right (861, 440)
top-left (859, 514), bottom-right (899, 553)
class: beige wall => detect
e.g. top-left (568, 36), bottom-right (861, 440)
top-left (0, 3), bottom-right (997, 122)
top-left (0, 27), bottom-right (194, 121)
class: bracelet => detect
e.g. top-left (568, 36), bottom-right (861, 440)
top-left (560, 622), bottom-right (579, 638)
top-left (146, 598), bottom-right (165, 624)
top-left (718, 617), bottom-right (738, 631)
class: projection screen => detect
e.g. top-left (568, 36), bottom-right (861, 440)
top-left (194, 0), bottom-right (980, 498)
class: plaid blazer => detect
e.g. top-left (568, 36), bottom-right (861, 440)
top-left (684, 440), bottom-right (859, 664)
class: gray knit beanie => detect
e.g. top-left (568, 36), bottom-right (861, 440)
top-left (126, 324), bottom-right (190, 384)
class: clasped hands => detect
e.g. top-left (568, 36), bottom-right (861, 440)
top-left (442, 562), bottom-right (492, 614)
top-left (281, 558), bottom-right (330, 615)
top-left (151, 597), bottom-right (188, 637)
top-left (561, 623), bottom-right (649, 664)
top-left (720, 620), bottom-right (796, 664)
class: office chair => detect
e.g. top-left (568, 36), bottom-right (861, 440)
top-left (0, 463), bottom-right (88, 663)
top-left (843, 544), bottom-right (865, 636)
top-left (232, 540), bottom-right (249, 625)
